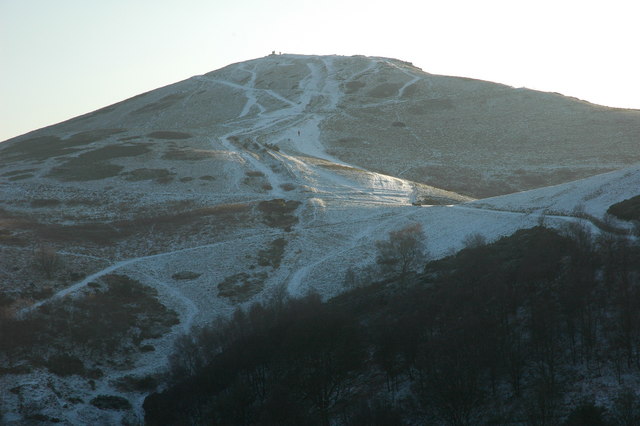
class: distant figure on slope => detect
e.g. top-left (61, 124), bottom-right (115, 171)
top-left (297, 130), bottom-right (301, 136)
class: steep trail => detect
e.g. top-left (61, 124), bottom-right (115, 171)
top-left (384, 59), bottom-right (421, 98)
top-left (218, 133), bottom-right (287, 198)
top-left (208, 56), bottom-right (418, 207)
top-left (237, 63), bottom-right (266, 117)
top-left (200, 75), bottom-right (298, 107)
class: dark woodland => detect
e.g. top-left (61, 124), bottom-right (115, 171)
top-left (144, 224), bottom-right (640, 425)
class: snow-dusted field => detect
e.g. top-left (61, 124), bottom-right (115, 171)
top-left (1, 53), bottom-right (639, 424)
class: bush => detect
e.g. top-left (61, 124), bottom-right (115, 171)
top-left (462, 232), bottom-right (487, 249)
top-left (171, 271), bottom-right (201, 280)
top-left (563, 402), bottom-right (608, 425)
top-left (45, 354), bottom-right (85, 377)
top-left (612, 388), bottom-right (640, 426)
top-left (257, 199), bottom-right (301, 229)
top-left (608, 195), bottom-right (640, 222)
top-left (33, 245), bottom-right (60, 279)
top-left (217, 272), bottom-right (267, 302)
top-left (115, 375), bottom-right (158, 393)
top-left (90, 395), bottom-right (132, 410)
top-left (257, 238), bottom-right (287, 269)
top-left (146, 131), bottom-right (192, 140)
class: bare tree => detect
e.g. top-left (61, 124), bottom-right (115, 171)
top-left (613, 388), bottom-right (640, 426)
top-left (462, 232), bottom-right (487, 249)
top-left (343, 267), bottom-right (357, 289)
top-left (561, 220), bottom-right (593, 254)
top-left (375, 223), bottom-right (427, 280)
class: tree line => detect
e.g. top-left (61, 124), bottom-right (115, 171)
top-left (145, 224), bottom-right (640, 425)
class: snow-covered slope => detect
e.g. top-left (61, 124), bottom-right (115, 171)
top-left (3, 54), bottom-right (640, 198)
top-left (1, 54), bottom-right (639, 424)
top-left (471, 164), bottom-right (640, 218)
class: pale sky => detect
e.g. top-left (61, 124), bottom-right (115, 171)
top-left (1, 0), bottom-right (639, 142)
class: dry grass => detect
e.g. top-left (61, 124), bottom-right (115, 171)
top-left (217, 272), bottom-right (267, 303)
top-left (1, 169), bottom-right (36, 177)
top-left (162, 149), bottom-right (218, 161)
top-left (257, 238), bottom-right (287, 269)
top-left (64, 129), bottom-right (125, 146)
top-left (344, 80), bottom-right (366, 94)
top-left (3, 203), bottom-right (253, 245)
top-left (367, 82), bottom-right (403, 98)
top-left (257, 199), bottom-right (301, 229)
top-left (0, 209), bottom-right (36, 244)
top-left (47, 163), bottom-right (124, 182)
top-left (132, 94), bottom-right (186, 115)
top-left (123, 168), bottom-right (175, 184)
top-left (74, 144), bottom-right (151, 162)
top-left (8, 174), bottom-right (34, 181)
top-left (147, 131), bottom-right (192, 140)
top-left (30, 199), bottom-right (62, 208)
top-left (0, 228), bottom-right (27, 246)
top-left (47, 144), bottom-right (150, 182)
top-left (0, 129), bottom-right (124, 163)
top-left (171, 271), bottom-right (201, 280)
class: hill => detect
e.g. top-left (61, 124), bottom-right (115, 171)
top-left (1, 53), bottom-right (639, 424)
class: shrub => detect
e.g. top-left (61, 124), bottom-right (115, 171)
top-left (344, 80), bottom-right (366, 93)
top-left (115, 375), bottom-right (159, 393)
top-left (140, 344), bottom-right (155, 353)
top-left (257, 199), bottom-right (301, 229)
top-left (171, 271), bottom-right (201, 280)
top-left (30, 198), bottom-right (61, 208)
top-left (612, 388), bottom-right (640, 426)
top-left (462, 232), bottom-right (487, 249)
top-left (33, 245), bottom-right (60, 279)
top-left (46, 354), bottom-right (85, 377)
top-left (146, 131), bottom-right (192, 140)
top-left (90, 395), bottom-right (132, 410)
top-left (563, 402), bottom-right (608, 425)
top-left (217, 272), bottom-right (267, 302)
top-left (26, 414), bottom-right (61, 423)
top-left (257, 238), bottom-right (287, 269)
top-left (608, 195), bottom-right (640, 222)
top-left (122, 168), bottom-right (175, 183)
